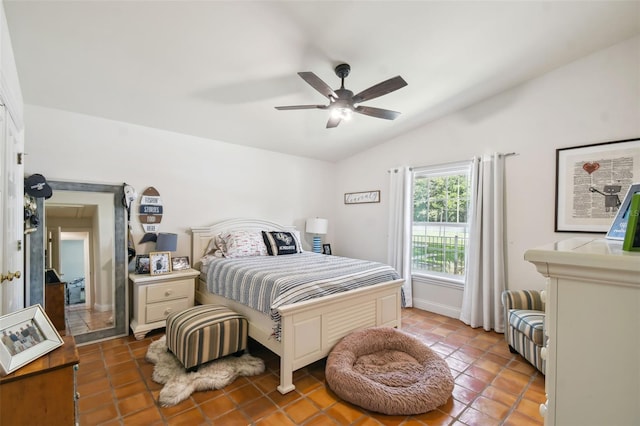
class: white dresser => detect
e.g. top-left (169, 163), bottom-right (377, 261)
top-left (525, 238), bottom-right (640, 426)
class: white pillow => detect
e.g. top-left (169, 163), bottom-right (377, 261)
top-left (221, 230), bottom-right (268, 258)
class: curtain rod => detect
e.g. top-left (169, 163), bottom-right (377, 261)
top-left (388, 152), bottom-right (518, 173)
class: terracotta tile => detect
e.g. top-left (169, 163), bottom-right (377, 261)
top-left (503, 410), bottom-right (544, 426)
top-left (353, 416), bottom-right (386, 425)
top-left (455, 373), bottom-right (487, 393)
top-left (159, 397), bottom-right (196, 418)
top-left (516, 396), bottom-right (544, 419)
top-left (227, 383), bottom-right (262, 405)
top-left (458, 406), bottom-right (502, 426)
top-left (199, 394), bottom-right (236, 419)
top-left (78, 389), bottom-right (114, 412)
top-left (121, 405), bottom-right (164, 425)
top-left (267, 388), bottom-right (302, 407)
top-left (293, 374), bottom-right (323, 394)
top-left (241, 395), bottom-right (278, 422)
top-left (481, 385), bottom-right (518, 407)
top-left (256, 410), bottom-right (298, 426)
top-left (110, 368), bottom-right (143, 388)
top-left (412, 409), bottom-right (455, 426)
top-left (451, 384), bottom-right (478, 404)
top-left (470, 395), bottom-right (509, 420)
top-left (304, 413), bottom-right (341, 425)
top-left (325, 400), bottom-right (367, 424)
top-left (307, 387), bottom-right (339, 410)
top-left (79, 403), bottom-right (119, 425)
top-left (118, 391), bottom-right (156, 417)
top-left (436, 396), bottom-right (467, 418)
top-left (368, 412), bottom-right (406, 425)
top-left (114, 380), bottom-right (148, 399)
top-left (77, 375), bottom-right (111, 398)
top-left (466, 365), bottom-right (498, 383)
top-left (166, 406), bottom-right (208, 425)
top-left (284, 397), bottom-right (320, 424)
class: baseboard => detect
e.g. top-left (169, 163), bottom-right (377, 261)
top-left (93, 303), bottom-right (111, 312)
top-left (412, 297), bottom-right (461, 320)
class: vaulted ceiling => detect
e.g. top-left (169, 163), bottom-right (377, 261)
top-left (5, 1), bottom-right (639, 161)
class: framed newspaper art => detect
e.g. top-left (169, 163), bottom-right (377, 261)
top-left (555, 138), bottom-right (640, 232)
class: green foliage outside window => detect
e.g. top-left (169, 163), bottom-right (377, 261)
top-left (412, 172), bottom-right (471, 277)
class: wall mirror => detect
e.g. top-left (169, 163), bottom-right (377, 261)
top-left (29, 181), bottom-right (128, 344)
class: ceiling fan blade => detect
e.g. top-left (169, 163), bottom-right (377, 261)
top-left (298, 72), bottom-right (338, 99)
top-left (352, 76), bottom-right (407, 104)
top-left (275, 105), bottom-right (327, 110)
top-left (355, 105), bottom-right (401, 120)
top-left (326, 115), bottom-right (341, 128)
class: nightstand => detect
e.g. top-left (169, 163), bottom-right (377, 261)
top-left (129, 268), bottom-right (200, 340)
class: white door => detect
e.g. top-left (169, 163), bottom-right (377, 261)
top-left (0, 104), bottom-right (25, 315)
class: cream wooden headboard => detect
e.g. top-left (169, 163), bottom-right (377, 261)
top-left (191, 218), bottom-right (301, 267)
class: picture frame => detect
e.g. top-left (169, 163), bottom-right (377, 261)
top-left (149, 251), bottom-right (171, 275)
top-left (322, 244), bottom-right (332, 255)
top-left (344, 190), bottom-right (380, 204)
top-left (606, 184), bottom-right (640, 240)
top-left (622, 194), bottom-right (640, 251)
top-left (134, 254), bottom-right (150, 274)
top-left (555, 138), bottom-right (640, 232)
top-left (0, 304), bottom-right (63, 376)
top-left (171, 256), bottom-right (190, 271)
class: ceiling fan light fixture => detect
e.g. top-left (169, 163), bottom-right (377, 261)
top-left (331, 107), bottom-right (353, 121)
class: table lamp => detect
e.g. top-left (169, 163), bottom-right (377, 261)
top-left (156, 232), bottom-right (178, 253)
top-left (305, 218), bottom-right (328, 253)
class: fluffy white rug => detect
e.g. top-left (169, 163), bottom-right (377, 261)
top-left (145, 336), bottom-right (265, 407)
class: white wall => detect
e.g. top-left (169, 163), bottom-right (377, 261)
top-left (23, 106), bottom-right (337, 260)
top-left (21, 36), bottom-right (640, 318)
top-left (334, 36), bottom-right (640, 313)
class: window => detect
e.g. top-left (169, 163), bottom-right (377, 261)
top-left (412, 161), bottom-right (472, 282)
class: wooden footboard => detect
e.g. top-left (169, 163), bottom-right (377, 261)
top-left (196, 278), bottom-right (403, 393)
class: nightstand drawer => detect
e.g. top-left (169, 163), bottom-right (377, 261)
top-left (146, 298), bottom-right (191, 323)
top-left (146, 280), bottom-right (192, 303)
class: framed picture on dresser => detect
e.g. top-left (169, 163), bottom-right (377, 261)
top-left (0, 305), bottom-right (63, 376)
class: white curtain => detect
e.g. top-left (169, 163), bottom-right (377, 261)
top-left (387, 166), bottom-right (413, 307)
top-left (460, 153), bottom-right (506, 332)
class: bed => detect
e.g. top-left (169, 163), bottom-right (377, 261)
top-left (191, 218), bottom-right (404, 394)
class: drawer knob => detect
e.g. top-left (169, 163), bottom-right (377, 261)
top-left (539, 401), bottom-right (548, 418)
top-left (165, 290), bottom-right (173, 296)
top-left (541, 347), bottom-right (547, 360)
top-left (164, 308), bottom-right (173, 316)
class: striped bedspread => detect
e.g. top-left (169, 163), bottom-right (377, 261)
top-left (203, 252), bottom-right (401, 340)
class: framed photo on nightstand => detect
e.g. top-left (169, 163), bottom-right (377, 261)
top-left (134, 255), bottom-right (150, 274)
top-left (322, 244), bottom-right (332, 255)
top-left (171, 256), bottom-right (190, 271)
top-left (149, 251), bottom-right (171, 275)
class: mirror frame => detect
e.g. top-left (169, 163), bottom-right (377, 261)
top-left (29, 181), bottom-right (128, 344)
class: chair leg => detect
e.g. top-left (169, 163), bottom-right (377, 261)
top-left (508, 345), bottom-right (518, 354)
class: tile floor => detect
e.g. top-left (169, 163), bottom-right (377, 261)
top-left (76, 308), bottom-right (545, 425)
top-left (66, 305), bottom-right (114, 336)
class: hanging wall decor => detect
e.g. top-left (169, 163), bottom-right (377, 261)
top-left (138, 187), bottom-right (163, 243)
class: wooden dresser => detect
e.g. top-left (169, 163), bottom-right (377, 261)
top-left (0, 334), bottom-right (79, 425)
top-left (525, 238), bottom-right (640, 426)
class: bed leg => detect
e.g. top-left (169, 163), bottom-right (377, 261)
top-left (277, 356), bottom-right (295, 394)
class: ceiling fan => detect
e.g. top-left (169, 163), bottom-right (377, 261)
top-left (275, 63), bottom-right (407, 128)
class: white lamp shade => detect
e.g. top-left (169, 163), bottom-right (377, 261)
top-left (156, 232), bottom-right (178, 252)
top-left (306, 218), bottom-right (328, 235)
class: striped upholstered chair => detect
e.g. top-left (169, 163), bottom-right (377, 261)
top-left (501, 289), bottom-right (546, 374)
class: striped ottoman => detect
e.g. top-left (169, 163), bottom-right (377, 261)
top-left (166, 305), bottom-right (248, 371)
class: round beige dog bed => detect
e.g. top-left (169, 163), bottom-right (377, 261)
top-left (326, 326), bottom-right (454, 415)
